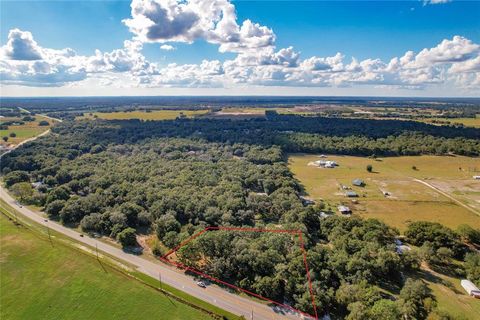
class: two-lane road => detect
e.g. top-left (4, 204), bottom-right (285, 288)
top-left (0, 185), bottom-right (308, 320)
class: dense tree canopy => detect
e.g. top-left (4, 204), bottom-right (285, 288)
top-left (1, 116), bottom-right (477, 319)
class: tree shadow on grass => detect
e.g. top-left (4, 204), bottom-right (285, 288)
top-left (408, 268), bottom-right (461, 294)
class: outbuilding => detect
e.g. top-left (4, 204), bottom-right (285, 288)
top-left (319, 212), bottom-right (331, 219)
top-left (31, 181), bottom-right (44, 189)
top-left (300, 196), bottom-right (315, 205)
top-left (461, 280), bottom-right (480, 298)
top-left (345, 191), bottom-right (358, 198)
top-left (324, 161), bottom-right (337, 168)
top-left (352, 179), bottom-right (365, 187)
top-left (395, 239), bottom-right (411, 254)
top-left (338, 205), bottom-right (351, 215)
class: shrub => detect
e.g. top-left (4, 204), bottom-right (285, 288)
top-left (405, 221), bottom-right (465, 258)
top-left (117, 227), bottom-right (137, 248)
top-left (45, 199), bottom-right (66, 218)
top-left (4, 171), bottom-right (29, 187)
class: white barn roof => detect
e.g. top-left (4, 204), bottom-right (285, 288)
top-left (461, 279), bottom-right (480, 295)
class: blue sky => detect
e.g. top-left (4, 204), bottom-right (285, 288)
top-left (1, 0), bottom-right (479, 96)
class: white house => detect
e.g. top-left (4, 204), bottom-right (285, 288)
top-left (473, 176), bottom-right (480, 180)
top-left (324, 161), bottom-right (338, 168)
top-left (461, 279), bottom-right (480, 298)
top-left (312, 160), bottom-right (338, 168)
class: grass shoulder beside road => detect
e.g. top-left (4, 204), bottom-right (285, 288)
top-left (0, 200), bottom-right (239, 320)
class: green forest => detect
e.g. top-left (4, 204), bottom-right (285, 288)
top-left (1, 116), bottom-right (479, 319)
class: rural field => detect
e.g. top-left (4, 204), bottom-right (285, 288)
top-left (80, 109), bottom-right (210, 120)
top-left (0, 212), bottom-right (213, 320)
top-left (216, 106), bottom-right (349, 116)
top-left (414, 267), bottom-right (480, 319)
top-left (0, 115), bottom-right (54, 146)
top-left (288, 154), bottom-right (480, 231)
top-left (424, 116), bottom-right (480, 128)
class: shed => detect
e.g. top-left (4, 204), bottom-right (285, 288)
top-left (461, 280), bottom-right (480, 297)
top-left (345, 191), bottom-right (358, 198)
top-left (319, 212), bottom-right (331, 219)
top-left (31, 181), bottom-right (44, 189)
top-left (474, 176), bottom-right (480, 180)
top-left (338, 205), bottom-right (351, 214)
top-left (300, 196), bottom-right (315, 205)
top-left (396, 245), bottom-right (411, 254)
top-left (352, 179), bottom-right (365, 187)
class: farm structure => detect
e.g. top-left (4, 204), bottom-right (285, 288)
top-left (352, 179), bottom-right (365, 187)
top-left (345, 191), bottom-right (358, 198)
top-left (338, 206), bottom-right (352, 215)
top-left (461, 280), bottom-right (480, 298)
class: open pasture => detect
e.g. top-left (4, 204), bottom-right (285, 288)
top-left (424, 116), bottom-right (480, 128)
top-left (0, 115), bottom-right (54, 145)
top-left (288, 154), bottom-right (480, 231)
top-left (81, 109), bottom-right (210, 120)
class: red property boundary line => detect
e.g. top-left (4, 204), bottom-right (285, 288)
top-left (160, 226), bottom-right (318, 320)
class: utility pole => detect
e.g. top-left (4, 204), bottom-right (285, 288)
top-left (251, 309), bottom-right (253, 320)
top-left (159, 271), bottom-right (162, 289)
top-left (46, 223), bottom-right (53, 246)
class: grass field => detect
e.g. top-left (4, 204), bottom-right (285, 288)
top-left (421, 269), bottom-right (480, 319)
top-left (288, 154), bottom-right (480, 231)
top-left (80, 110), bottom-right (210, 120)
top-left (424, 116), bottom-right (480, 128)
top-left (0, 115), bottom-right (54, 145)
top-left (216, 107), bottom-right (336, 116)
top-left (382, 264), bottom-right (480, 320)
top-left (0, 212), bottom-right (217, 320)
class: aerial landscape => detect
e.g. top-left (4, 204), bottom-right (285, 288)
top-left (1, 1), bottom-right (480, 320)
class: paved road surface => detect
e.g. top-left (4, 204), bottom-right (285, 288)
top-left (1, 183), bottom-right (308, 320)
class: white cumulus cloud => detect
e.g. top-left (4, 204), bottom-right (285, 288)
top-left (160, 44), bottom-right (176, 50)
top-left (1, 0), bottom-right (479, 94)
top-left (123, 0), bottom-right (275, 54)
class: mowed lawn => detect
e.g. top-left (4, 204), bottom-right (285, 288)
top-left (0, 115), bottom-right (54, 145)
top-left (288, 154), bottom-right (480, 231)
top-left (81, 110), bottom-right (209, 120)
top-left (0, 214), bottom-right (211, 320)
